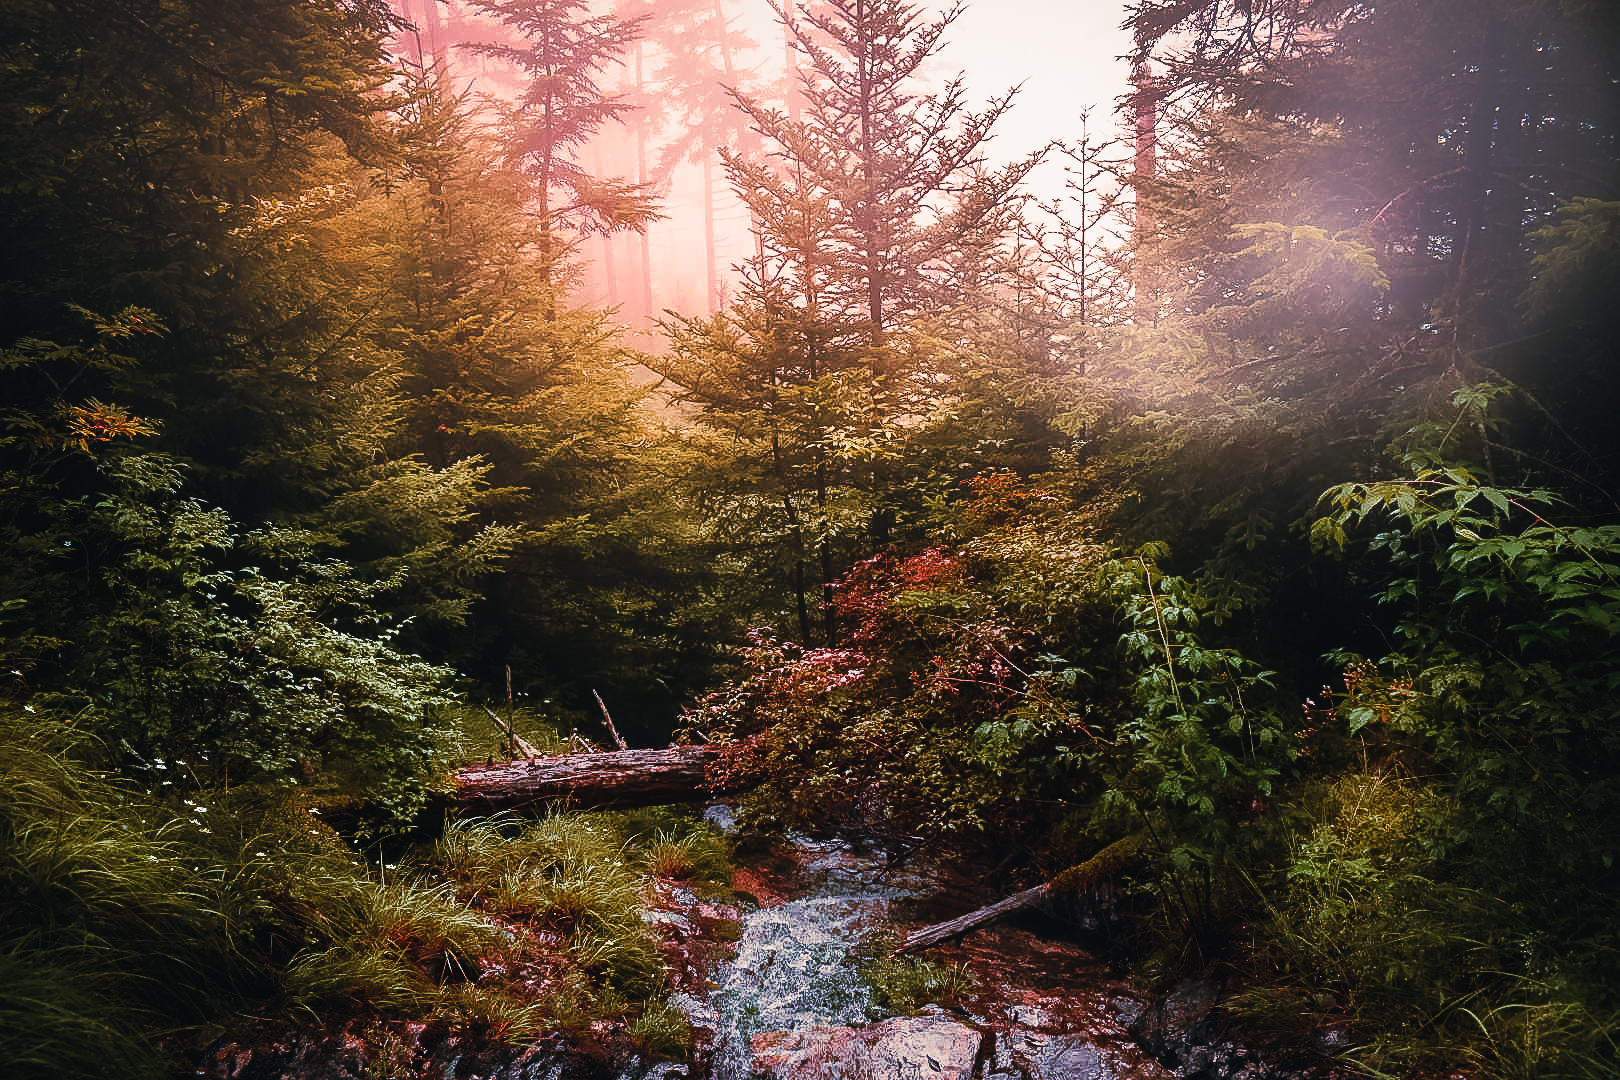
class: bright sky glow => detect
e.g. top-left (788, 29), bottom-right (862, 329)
top-left (936, 0), bottom-right (1132, 198)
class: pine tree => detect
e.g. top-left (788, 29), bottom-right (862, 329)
top-left (732, 0), bottom-right (1037, 349)
top-left (648, 0), bottom-right (1058, 643)
top-left (466, 0), bottom-right (662, 294)
top-left (0, 0), bottom-right (404, 344)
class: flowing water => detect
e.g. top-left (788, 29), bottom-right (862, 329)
top-left (687, 831), bottom-right (938, 1080)
top-left (661, 815), bottom-right (1292, 1080)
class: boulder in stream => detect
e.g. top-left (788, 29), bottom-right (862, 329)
top-left (750, 1013), bottom-right (985, 1079)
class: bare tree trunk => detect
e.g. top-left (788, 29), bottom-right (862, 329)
top-left (704, 149), bottom-right (720, 312)
top-left (635, 40), bottom-right (654, 321)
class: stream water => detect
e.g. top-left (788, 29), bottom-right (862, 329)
top-left (695, 835), bottom-right (935, 1080)
top-left (665, 816), bottom-right (1204, 1080)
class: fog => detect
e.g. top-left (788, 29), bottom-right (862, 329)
top-left (389, 0), bottom-right (1129, 332)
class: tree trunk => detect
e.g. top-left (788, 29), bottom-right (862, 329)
top-left (450, 746), bottom-right (731, 814)
top-left (703, 148), bottom-right (720, 312)
top-left (635, 40), bottom-right (654, 322)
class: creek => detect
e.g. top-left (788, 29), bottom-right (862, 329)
top-left (185, 811), bottom-right (1334, 1079)
top-left (654, 812), bottom-right (1300, 1080)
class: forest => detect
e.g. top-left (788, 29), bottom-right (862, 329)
top-left (2, 0), bottom-right (1618, 1076)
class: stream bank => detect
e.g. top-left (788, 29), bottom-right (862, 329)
top-left (651, 818), bottom-right (1339, 1080)
top-left (187, 815), bottom-right (1348, 1080)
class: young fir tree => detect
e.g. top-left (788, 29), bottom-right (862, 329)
top-left (466, 0), bottom-right (662, 301)
top-left (757, 0), bottom-right (1038, 345)
top-left (649, 0), bottom-right (1056, 644)
top-left (341, 68), bottom-right (735, 735)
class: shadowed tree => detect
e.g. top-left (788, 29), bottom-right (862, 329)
top-left (638, 0), bottom-right (763, 313)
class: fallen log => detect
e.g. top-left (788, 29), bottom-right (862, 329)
top-left (450, 745), bottom-right (730, 814)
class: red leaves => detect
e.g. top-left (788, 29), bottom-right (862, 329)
top-left (960, 469), bottom-right (1051, 530)
top-left (58, 399), bottom-right (158, 454)
top-left (834, 548), bottom-right (966, 642)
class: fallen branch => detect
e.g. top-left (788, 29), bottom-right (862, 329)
top-left (450, 745), bottom-right (733, 814)
top-left (482, 705), bottom-right (543, 760)
top-left (896, 884), bottom-right (1049, 953)
top-left (895, 834), bottom-right (1148, 953)
top-left (592, 689), bottom-right (629, 750)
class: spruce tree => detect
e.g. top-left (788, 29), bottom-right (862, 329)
top-left (649, 0), bottom-right (1057, 643)
top-left (733, 0), bottom-right (1037, 348)
top-left (467, 0), bottom-right (662, 295)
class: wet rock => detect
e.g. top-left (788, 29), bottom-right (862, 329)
top-left (1128, 979), bottom-right (1221, 1065)
top-left (988, 1026), bottom-right (1171, 1080)
top-left (749, 1014), bottom-right (985, 1079)
top-left (1125, 979), bottom-right (1310, 1080)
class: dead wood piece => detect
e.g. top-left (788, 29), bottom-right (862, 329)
top-left (592, 689), bottom-right (630, 750)
top-left (451, 745), bottom-right (730, 814)
top-left (482, 705), bottom-right (543, 760)
top-left (897, 835), bottom-right (1149, 953)
top-left (896, 884), bottom-right (1049, 954)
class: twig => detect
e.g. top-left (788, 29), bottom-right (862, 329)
top-left (482, 705), bottom-right (542, 760)
top-left (593, 689), bottom-right (630, 750)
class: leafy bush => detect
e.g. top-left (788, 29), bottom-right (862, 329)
top-left (1240, 397), bottom-right (1620, 1077)
top-left (691, 480), bottom-right (1296, 934)
top-left (32, 455), bottom-right (459, 825)
top-left (1313, 445), bottom-right (1620, 916)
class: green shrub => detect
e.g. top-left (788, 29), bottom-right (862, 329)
top-left (862, 955), bottom-right (977, 1015)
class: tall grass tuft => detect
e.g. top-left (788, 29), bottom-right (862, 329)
top-left (863, 954), bottom-right (978, 1015)
top-left (409, 812), bottom-right (676, 1026)
top-left (0, 709), bottom-right (256, 1074)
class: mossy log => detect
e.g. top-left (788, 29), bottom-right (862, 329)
top-left (449, 746), bottom-right (733, 814)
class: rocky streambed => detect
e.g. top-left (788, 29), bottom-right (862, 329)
top-left (649, 818), bottom-right (1324, 1080)
top-left (190, 812), bottom-right (1344, 1080)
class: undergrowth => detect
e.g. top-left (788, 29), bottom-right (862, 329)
top-left (0, 708), bottom-right (727, 1077)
